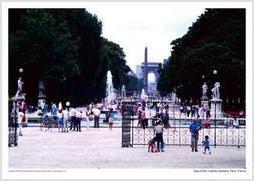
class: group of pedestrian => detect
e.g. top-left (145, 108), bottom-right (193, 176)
top-left (148, 118), bottom-right (211, 154)
top-left (48, 102), bottom-right (116, 132)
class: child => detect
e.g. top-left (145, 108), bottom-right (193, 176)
top-left (202, 135), bottom-right (211, 154)
top-left (148, 137), bottom-right (157, 153)
top-left (108, 108), bottom-right (114, 130)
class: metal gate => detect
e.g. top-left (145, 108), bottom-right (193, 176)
top-left (130, 120), bottom-right (246, 147)
top-left (121, 100), bottom-right (246, 147)
top-left (121, 100), bottom-right (137, 147)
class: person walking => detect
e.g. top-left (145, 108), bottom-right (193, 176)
top-left (202, 135), bottom-right (211, 154)
top-left (58, 110), bottom-right (64, 132)
top-left (62, 107), bottom-right (69, 132)
top-left (154, 120), bottom-right (164, 152)
top-left (51, 103), bottom-right (58, 127)
top-left (17, 108), bottom-right (24, 136)
top-left (76, 110), bottom-right (82, 132)
top-left (84, 106), bottom-right (91, 129)
top-left (108, 108), bottom-right (115, 130)
top-left (69, 107), bottom-right (77, 131)
top-left (189, 119), bottom-right (202, 152)
top-left (92, 106), bottom-right (101, 128)
top-left (141, 106), bottom-right (147, 129)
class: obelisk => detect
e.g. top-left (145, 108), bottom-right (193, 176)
top-left (144, 47), bottom-right (148, 92)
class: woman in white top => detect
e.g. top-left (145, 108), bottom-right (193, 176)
top-left (81, 108), bottom-right (88, 129)
top-left (62, 108), bottom-right (69, 132)
top-left (17, 109), bottom-right (24, 136)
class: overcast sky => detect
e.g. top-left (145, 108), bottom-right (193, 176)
top-left (84, 2), bottom-right (205, 72)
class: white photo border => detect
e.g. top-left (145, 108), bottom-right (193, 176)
top-left (1, 1), bottom-right (252, 179)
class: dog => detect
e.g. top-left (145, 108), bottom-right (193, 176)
top-left (148, 137), bottom-right (157, 152)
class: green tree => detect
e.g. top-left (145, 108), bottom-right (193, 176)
top-left (101, 38), bottom-right (130, 91)
top-left (158, 9), bottom-right (245, 108)
top-left (9, 9), bottom-right (132, 106)
top-left (124, 75), bottom-right (143, 93)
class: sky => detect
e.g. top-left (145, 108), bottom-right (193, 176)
top-left (84, 2), bottom-right (205, 72)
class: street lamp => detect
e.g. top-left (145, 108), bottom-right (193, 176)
top-left (213, 69), bottom-right (217, 148)
top-left (19, 68), bottom-right (23, 73)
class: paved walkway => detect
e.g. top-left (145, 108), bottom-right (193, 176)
top-left (9, 127), bottom-right (245, 169)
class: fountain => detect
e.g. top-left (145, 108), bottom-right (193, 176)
top-left (105, 71), bottom-right (116, 105)
top-left (140, 88), bottom-right (148, 100)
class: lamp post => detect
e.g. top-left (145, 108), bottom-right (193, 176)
top-left (213, 69), bottom-right (217, 147)
top-left (201, 75), bottom-right (205, 119)
top-left (10, 68), bottom-right (24, 146)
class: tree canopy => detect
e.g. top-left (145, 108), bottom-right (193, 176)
top-left (157, 9), bottom-right (245, 108)
top-left (9, 9), bottom-right (132, 106)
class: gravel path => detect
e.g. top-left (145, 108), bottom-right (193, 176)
top-left (9, 127), bottom-right (245, 169)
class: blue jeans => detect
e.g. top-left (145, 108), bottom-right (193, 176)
top-left (191, 134), bottom-right (199, 151)
top-left (156, 133), bottom-right (164, 151)
top-left (94, 116), bottom-right (100, 128)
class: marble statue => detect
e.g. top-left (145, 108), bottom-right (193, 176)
top-left (202, 82), bottom-right (208, 97)
top-left (38, 80), bottom-right (45, 97)
top-left (15, 77), bottom-right (24, 97)
top-left (211, 82), bottom-right (220, 99)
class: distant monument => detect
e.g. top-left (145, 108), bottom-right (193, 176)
top-left (144, 47), bottom-right (148, 92)
top-left (38, 80), bottom-right (46, 109)
top-left (140, 47), bottom-right (160, 94)
top-left (121, 85), bottom-right (126, 98)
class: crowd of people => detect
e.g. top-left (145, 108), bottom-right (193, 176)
top-left (39, 102), bottom-right (118, 133)
top-left (15, 99), bottom-right (213, 154)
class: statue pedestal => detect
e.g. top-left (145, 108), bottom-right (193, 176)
top-left (13, 93), bottom-right (26, 101)
top-left (210, 98), bottom-right (223, 119)
top-left (38, 95), bottom-right (46, 109)
top-left (200, 97), bottom-right (209, 119)
top-left (201, 96), bottom-right (209, 109)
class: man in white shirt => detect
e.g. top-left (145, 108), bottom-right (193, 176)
top-left (92, 107), bottom-right (101, 128)
top-left (69, 108), bottom-right (77, 131)
top-left (76, 110), bottom-right (82, 132)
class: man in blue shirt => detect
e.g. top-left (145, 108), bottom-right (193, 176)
top-left (189, 119), bottom-right (202, 152)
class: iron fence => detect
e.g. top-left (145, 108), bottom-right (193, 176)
top-left (8, 99), bottom-right (18, 147)
top-left (130, 118), bottom-right (245, 147)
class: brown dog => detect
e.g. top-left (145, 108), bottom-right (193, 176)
top-left (148, 137), bottom-right (157, 152)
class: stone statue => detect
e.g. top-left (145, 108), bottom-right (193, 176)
top-left (211, 82), bottom-right (220, 99)
top-left (121, 85), bottom-right (126, 97)
top-left (202, 82), bottom-right (208, 97)
top-left (15, 77), bottom-right (24, 97)
top-left (38, 80), bottom-right (45, 97)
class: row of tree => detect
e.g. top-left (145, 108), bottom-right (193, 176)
top-left (157, 9), bottom-right (245, 108)
top-left (9, 9), bottom-right (142, 106)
